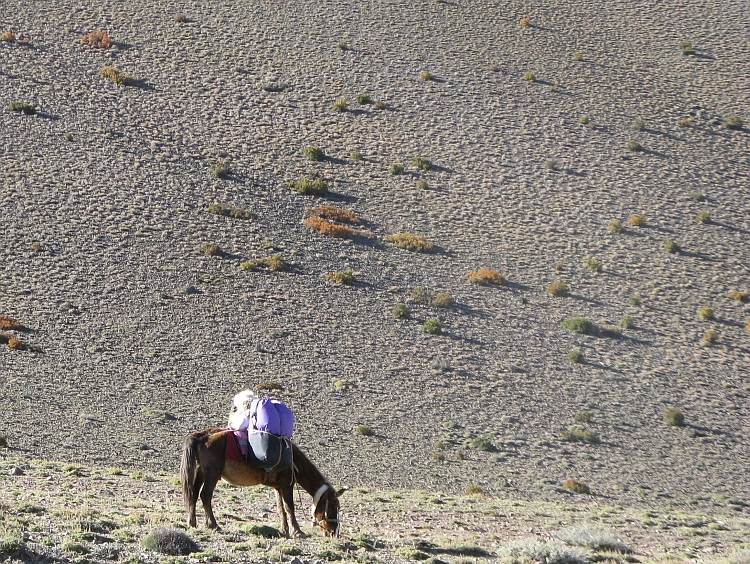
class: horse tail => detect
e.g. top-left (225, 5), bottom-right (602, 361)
top-left (180, 431), bottom-right (205, 516)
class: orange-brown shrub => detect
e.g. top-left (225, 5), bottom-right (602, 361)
top-left (0, 315), bottom-right (26, 332)
top-left (7, 337), bottom-right (26, 350)
top-left (81, 30), bottom-right (112, 48)
top-left (519, 17), bottom-right (530, 27)
top-left (562, 479), bottom-right (590, 494)
top-left (467, 268), bottom-right (506, 286)
top-left (0, 31), bottom-right (16, 42)
top-left (303, 217), bottom-right (353, 239)
top-left (306, 206), bottom-right (361, 225)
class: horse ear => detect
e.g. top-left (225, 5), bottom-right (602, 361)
top-left (336, 487), bottom-right (348, 497)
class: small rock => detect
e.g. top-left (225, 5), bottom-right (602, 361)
top-left (183, 285), bottom-right (201, 295)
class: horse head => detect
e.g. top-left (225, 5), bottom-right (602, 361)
top-left (312, 485), bottom-right (346, 537)
top-left (227, 389), bottom-right (256, 429)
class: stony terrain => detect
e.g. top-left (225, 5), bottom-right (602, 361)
top-left (1, 0), bottom-right (749, 559)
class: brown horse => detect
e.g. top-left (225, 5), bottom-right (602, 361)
top-left (180, 427), bottom-right (344, 537)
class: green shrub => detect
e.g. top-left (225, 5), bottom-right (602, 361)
top-left (631, 118), bottom-right (645, 131)
top-left (557, 526), bottom-right (631, 553)
top-left (303, 146), bottom-right (325, 161)
top-left (240, 255), bottom-right (286, 272)
top-left (523, 71), bottom-right (536, 82)
top-left (561, 318), bottom-right (594, 335)
top-left (620, 315), bottom-right (634, 329)
top-left (411, 156), bottom-right (432, 171)
top-left (289, 175), bottom-right (328, 195)
top-left (680, 39), bottom-right (695, 55)
top-left (627, 214), bottom-right (646, 227)
top-left (607, 219), bottom-right (623, 233)
top-left (6, 101), bottom-right (36, 115)
top-left (423, 318), bottom-right (443, 335)
top-left (579, 115), bottom-right (590, 125)
top-left (566, 349), bottom-right (583, 363)
top-left (336, 39), bottom-right (349, 51)
top-left (430, 293), bottom-right (453, 308)
top-left (629, 295), bottom-right (641, 307)
top-left (327, 269), bottom-right (355, 285)
top-left (396, 547), bottom-right (430, 561)
top-left (385, 232), bottom-right (434, 253)
top-left (419, 70), bottom-right (435, 81)
top-left (62, 540), bottom-right (90, 554)
top-left (246, 525), bottom-right (281, 538)
top-left (687, 191), bottom-right (706, 202)
top-left (574, 410), bottom-right (592, 423)
top-left (722, 114), bottom-right (744, 130)
top-left (625, 140), bottom-right (643, 152)
top-left (546, 281), bottom-right (569, 297)
top-left (350, 150), bottom-right (363, 161)
top-left (355, 94), bottom-right (372, 105)
top-left (354, 425), bottom-right (374, 436)
top-left (698, 306), bottom-right (714, 320)
top-left (695, 209), bottom-right (711, 223)
top-left (664, 239), bottom-right (680, 253)
top-left (464, 485), bottom-right (484, 496)
top-left (201, 243), bottom-right (223, 257)
top-left (209, 162), bottom-right (230, 179)
top-left (663, 407), bottom-right (684, 427)
top-left (392, 303), bottom-right (410, 319)
top-left (560, 427), bottom-right (600, 444)
top-left (332, 98), bottom-right (348, 112)
top-left (207, 202), bottom-right (254, 219)
top-left (470, 436), bottom-right (497, 452)
top-left (583, 258), bottom-right (602, 272)
top-left (389, 162), bottom-right (405, 175)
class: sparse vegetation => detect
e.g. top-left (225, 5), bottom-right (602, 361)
top-left (423, 318), bottom-right (443, 335)
top-left (677, 117), bottom-right (694, 127)
top-left (174, 13), bottom-right (188, 23)
top-left (0, 315), bottom-right (26, 332)
top-left (333, 98), bottom-right (348, 112)
top-left (256, 381), bottom-right (284, 391)
top-left (373, 100), bottom-right (386, 110)
top-left (727, 290), bottom-right (749, 303)
top-left (698, 305), bottom-right (715, 320)
top-left (303, 146), bottom-right (325, 161)
top-left (355, 94), bottom-right (372, 105)
top-left (207, 202), bottom-right (254, 220)
top-left (141, 528), bottom-right (199, 555)
top-left (0, 31), bottom-right (16, 42)
top-left (566, 349), bottom-right (583, 363)
top-left (561, 479), bottom-right (591, 494)
top-left (583, 258), bottom-right (602, 272)
top-left (607, 219), bottom-right (623, 233)
top-left (350, 150), bottom-right (363, 161)
top-left (354, 425), bottom-right (374, 436)
top-left (209, 162), bottom-right (231, 179)
top-left (201, 243), bottom-right (223, 257)
top-left (419, 70), bottom-right (435, 81)
top-left (327, 269), bottom-right (356, 285)
top-left (663, 407), bottom-right (685, 427)
top-left (545, 159), bottom-right (558, 170)
top-left (500, 538), bottom-right (586, 564)
top-left (240, 255), bottom-right (286, 272)
top-left (467, 268), bottom-right (505, 286)
top-left (722, 114), bottom-right (744, 130)
top-left (519, 17), bottom-right (530, 27)
top-left (557, 526), bottom-right (631, 553)
top-left (560, 427), bottom-right (600, 444)
top-left (703, 330), bottom-right (718, 344)
top-left (385, 232), bottom-right (434, 253)
top-left (664, 239), bottom-right (680, 253)
top-left (631, 118), bottom-right (645, 131)
top-left (336, 39), bottom-right (350, 51)
top-left (561, 317), bottom-right (594, 335)
top-left (81, 30), bottom-right (112, 48)
top-left (470, 436), bottom-right (497, 452)
top-left (625, 140), bottom-right (643, 152)
top-left (408, 287), bottom-right (453, 308)
top-left (579, 115), bottom-right (590, 125)
top-left (573, 52), bottom-right (583, 61)
top-left (6, 101), bottom-right (36, 115)
top-left (303, 217), bottom-right (354, 239)
top-left (688, 191), bottom-right (706, 202)
top-left (389, 162), bottom-right (405, 175)
top-left (574, 410), bottom-right (593, 423)
top-left (620, 315), bottom-right (634, 329)
top-left (392, 303), bottom-right (410, 319)
top-left (695, 209), bottom-right (711, 223)
top-left (547, 281), bottom-right (569, 297)
top-left (680, 39), bottom-right (695, 55)
top-left (7, 337), bottom-right (26, 350)
top-left (411, 156), bottom-right (432, 171)
top-left (99, 66), bottom-right (137, 86)
top-left (629, 295), bottom-right (641, 307)
top-left (289, 175), bottom-right (328, 195)
top-left (627, 214), bottom-right (646, 227)
top-left (523, 71), bottom-right (536, 82)
top-left (307, 205), bottom-right (361, 225)
top-left (465, 485), bottom-right (484, 496)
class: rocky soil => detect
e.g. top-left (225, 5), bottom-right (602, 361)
top-left (1, 0), bottom-right (749, 528)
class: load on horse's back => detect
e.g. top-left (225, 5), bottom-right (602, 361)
top-left (180, 389), bottom-right (345, 536)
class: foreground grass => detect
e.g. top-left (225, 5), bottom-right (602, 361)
top-left (0, 456), bottom-right (747, 563)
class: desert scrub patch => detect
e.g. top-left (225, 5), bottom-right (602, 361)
top-left (0, 315), bottom-right (26, 332)
top-left (544, 158), bottom-right (559, 170)
top-left (523, 71), bottom-right (536, 82)
top-left (627, 214), bottom-right (646, 227)
top-left (620, 315), bottom-right (634, 329)
top-left (722, 114), bottom-right (744, 130)
top-left (98, 66), bottom-right (136, 86)
top-left (465, 484), bottom-right (484, 496)
top-left (350, 150), bottom-right (363, 161)
top-left (142, 528), bottom-right (199, 555)
top-left (201, 243), bottom-right (223, 257)
top-left (664, 239), bottom-right (680, 253)
top-left (557, 526), bottom-right (630, 553)
top-left (333, 379), bottom-right (356, 389)
top-left (607, 219), bottom-right (623, 233)
top-left (385, 232), bottom-right (434, 253)
top-left (174, 13), bottom-right (188, 22)
top-left (6, 101), bottom-right (36, 115)
top-left (392, 303), bottom-right (411, 319)
top-left (695, 209), bottom-right (711, 223)
top-left (582, 258), bottom-right (602, 273)
top-left (560, 427), bottom-right (600, 444)
top-left (306, 205), bottom-right (361, 225)
top-left (244, 525), bottom-right (280, 538)
top-left (397, 547), bottom-right (430, 561)
top-left (354, 425), bottom-right (374, 436)
top-left (31, 241), bottom-right (43, 252)
top-left (411, 156), bottom-right (432, 171)
top-left (419, 70), bottom-right (435, 81)
top-left (467, 267), bottom-right (505, 286)
top-left (288, 175), bottom-right (328, 195)
top-left (61, 540), bottom-right (90, 554)
top-left (566, 349), bottom-right (583, 363)
top-left (209, 162), bottom-right (231, 179)
top-left (519, 16), bottom-right (530, 27)
top-left (561, 317), bottom-right (595, 335)
top-left (574, 410), bottom-right (593, 423)
top-left (727, 290), bottom-right (749, 303)
top-left (106, 467), bottom-right (124, 476)
top-left (408, 287), bottom-right (453, 308)
top-left (628, 294), bottom-right (641, 307)
top-left (389, 162), bottom-right (405, 175)
top-left (0, 30), bottom-right (16, 42)
top-left (703, 330), bottom-right (718, 344)
top-left (698, 306), bottom-right (714, 320)
top-left (631, 117), bottom-right (646, 131)
top-left (679, 39), bottom-right (695, 55)
top-left (355, 94), bottom-right (372, 105)
top-left (332, 98), bottom-right (348, 112)
top-left (303, 217), bottom-right (354, 239)
top-left (573, 52), bottom-right (583, 61)
top-left (663, 407), bottom-right (685, 427)
top-left (81, 30), bottom-right (112, 48)
top-left (7, 337), bottom-right (26, 351)
top-left (547, 281), bottom-right (570, 297)
top-left (625, 140), bottom-right (643, 152)
top-left (240, 255), bottom-right (286, 272)
top-left (327, 269), bottom-right (355, 285)
top-left (0, 435), bottom-right (8, 448)
top-left (423, 318), bottom-right (443, 335)
top-left (499, 538), bottom-right (586, 564)
top-left (336, 38), bottom-right (350, 51)
top-left (469, 436), bottom-right (497, 452)
top-left (561, 479), bottom-right (591, 495)
top-left (416, 179), bottom-right (428, 190)
top-left (207, 202), bottom-right (254, 220)
top-left (303, 146), bottom-right (325, 161)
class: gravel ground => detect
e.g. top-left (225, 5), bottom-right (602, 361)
top-left (1, 0), bottom-right (749, 512)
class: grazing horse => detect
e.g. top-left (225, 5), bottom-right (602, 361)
top-left (180, 427), bottom-right (344, 537)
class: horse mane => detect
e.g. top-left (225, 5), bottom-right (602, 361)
top-left (291, 443), bottom-right (330, 496)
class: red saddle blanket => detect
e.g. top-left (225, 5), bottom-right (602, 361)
top-left (224, 430), bottom-right (246, 461)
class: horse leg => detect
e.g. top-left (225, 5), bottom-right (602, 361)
top-left (189, 470), bottom-right (204, 528)
top-left (199, 468), bottom-right (222, 530)
top-left (281, 485), bottom-right (306, 538)
top-left (275, 489), bottom-right (290, 538)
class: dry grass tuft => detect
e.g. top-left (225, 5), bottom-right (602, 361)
top-left (306, 205), bottom-right (361, 225)
top-left (384, 233), bottom-right (434, 253)
top-left (327, 269), bottom-right (356, 285)
top-left (562, 479), bottom-right (590, 494)
top-left (240, 255), bottom-right (286, 272)
top-left (519, 17), bottom-right (530, 27)
top-left (0, 315), bottom-right (26, 332)
top-left (81, 30), bottom-right (112, 48)
top-left (727, 290), bottom-right (748, 303)
top-left (174, 13), bottom-right (188, 23)
top-left (627, 214), bottom-right (646, 227)
top-left (467, 268), bottom-right (505, 286)
top-left (99, 67), bottom-right (137, 86)
top-left (207, 202), bottom-right (254, 220)
top-left (7, 337), bottom-right (26, 351)
top-left (0, 31), bottom-right (16, 42)
top-left (703, 330), bottom-right (718, 344)
top-left (303, 217), bottom-right (354, 239)
top-left (546, 281), bottom-right (569, 297)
